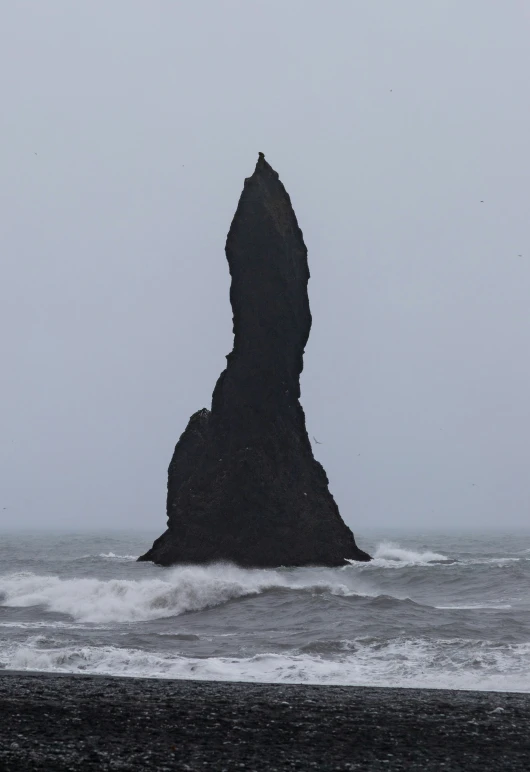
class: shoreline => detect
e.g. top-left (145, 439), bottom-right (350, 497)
top-left (1, 672), bottom-right (529, 770)
top-left (2, 667), bottom-right (530, 694)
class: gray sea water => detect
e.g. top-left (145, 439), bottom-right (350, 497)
top-left (0, 529), bottom-right (529, 691)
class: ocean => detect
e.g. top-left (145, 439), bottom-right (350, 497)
top-left (0, 529), bottom-right (529, 692)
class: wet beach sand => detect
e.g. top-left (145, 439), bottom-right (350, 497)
top-left (0, 672), bottom-right (528, 771)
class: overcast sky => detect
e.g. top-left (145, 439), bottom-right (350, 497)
top-left (1, 1), bottom-right (529, 535)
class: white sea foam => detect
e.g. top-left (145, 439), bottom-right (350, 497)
top-left (2, 635), bottom-right (529, 692)
top-left (374, 542), bottom-right (450, 563)
top-left (350, 542), bottom-right (450, 568)
top-left (358, 543), bottom-right (524, 568)
top-left (0, 565), bottom-right (375, 624)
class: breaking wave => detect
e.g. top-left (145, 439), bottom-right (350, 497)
top-left (371, 542), bottom-right (450, 565)
top-left (1, 532), bottom-right (529, 692)
top-left (3, 635), bottom-right (529, 692)
top-left (0, 565), bottom-right (376, 624)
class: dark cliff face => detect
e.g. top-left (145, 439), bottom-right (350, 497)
top-left (139, 154), bottom-right (370, 567)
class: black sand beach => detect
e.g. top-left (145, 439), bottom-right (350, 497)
top-left (0, 673), bottom-right (528, 771)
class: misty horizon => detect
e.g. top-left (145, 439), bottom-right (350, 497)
top-left (1, 1), bottom-right (529, 533)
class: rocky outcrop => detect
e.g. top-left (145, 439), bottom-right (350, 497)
top-left (139, 154), bottom-right (370, 567)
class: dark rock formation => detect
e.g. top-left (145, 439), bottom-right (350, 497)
top-left (139, 154), bottom-right (370, 567)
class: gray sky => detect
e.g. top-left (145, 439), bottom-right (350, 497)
top-left (1, 1), bottom-right (529, 533)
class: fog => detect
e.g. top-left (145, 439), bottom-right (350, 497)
top-left (1, 1), bottom-right (529, 533)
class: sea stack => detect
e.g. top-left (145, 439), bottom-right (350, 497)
top-left (139, 154), bottom-right (370, 567)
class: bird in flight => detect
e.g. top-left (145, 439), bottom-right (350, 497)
top-left (313, 436), bottom-right (322, 444)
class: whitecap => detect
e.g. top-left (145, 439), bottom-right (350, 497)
top-left (0, 565), bottom-right (376, 624)
top-left (3, 635), bottom-right (529, 693)
top-left (347, 542), bottom-right (450, 568)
